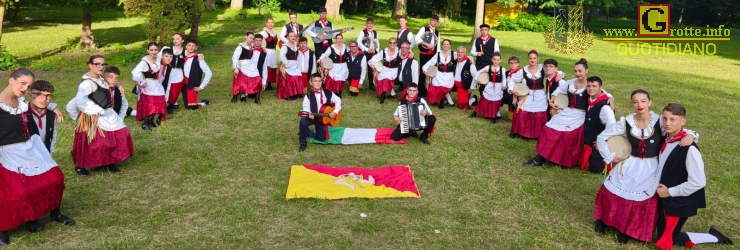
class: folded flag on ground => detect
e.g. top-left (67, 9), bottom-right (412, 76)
top-left (286, 165), bottom-right (420, 199)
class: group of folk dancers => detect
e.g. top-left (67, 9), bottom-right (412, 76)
top-left (1, 6), bottom-right (735, 248)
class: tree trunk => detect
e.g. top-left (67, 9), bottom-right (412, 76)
top-left (325, 0), bottom-right (343, 20)
top-left (606, 8), bottom-right (609, 23)
top-left (350, 0), bottom-right (358, 14)
top-left (366, 0), bottom-right (374, 15)
top-left (189, 13), bottom-right (202, 41)
top-left (0, 0), bottom-right (6, 44)
top-left (205, 0), bottom-right (216, 11)
top-left (472, 0), bottom-right (484, 40)
top-left (588, 6), bottom-right (593, 22)
top-left (392, 0), bottom-right (406, 18)
top-left (230, 0), bottom-right (243, 10)
top-left (80, 6), bottom-right (94, 49)
top-left (451, 0), bottom-right (462, 17)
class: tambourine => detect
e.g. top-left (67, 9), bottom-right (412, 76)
top-left (475, 72), bottom-right (489, 85)
top-left (607, 136), bottom-right (631, 161)
top-left (426, 66), bottom-right (438, 78)
top-left (320, 58), bottom-right (333, 70)
top-left (512, 83), bottom-right (530, 97)
top-left (554, 94), bottom-right (568, 110)
top-left (372, 61), bottom-right (384, 73)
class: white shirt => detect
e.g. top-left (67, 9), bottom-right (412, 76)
top-left (302, 90), bottom-right (343, 113)
top-left (183, 54), bottom-right (213, 89)
top-left (297, 48), bottom-right (317, 74)
top-left (474, 65), bottom-right (507, 100)
top-left (305, 20), bottom-right (336, 45)
top-left (394, 97), bottom-right (433, 117)
top-left (280, 44), bottom-right (302, 76)
top-left (132, 57), bottom-right (165, 96)
top-left (469, 36), bottom-right (500, 57)
top-left (396, 27), bottom-right (416, 47)
top-left (414, 26), bottom-right (441, 52)
top-left (454, 57), bottom-right (477, 82)
top-left (659, 136), bottom-right (706, 197)
top-left (356, 29), bottom-right (379, 53)
top-left (29, 108), bottom-right (58, 153)
top-left (157, 46), bottom-right (186, 83)
top-left (66, 73), bottom-right (127, 131)
top-left (280, 23), bottom-right (303, 45)
top-left (347, 52), bottom-right (368, 84)
top-left (397, 56), bottom-right (419, 84)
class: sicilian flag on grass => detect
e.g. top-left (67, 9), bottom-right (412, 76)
top-left (286, 165), bottom-right (420, 199)
top-left (311, 127), bottom-right (406, 145)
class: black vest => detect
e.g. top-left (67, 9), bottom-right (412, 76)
top-left (545, 76), bottom-right (560, 96)
top-left (474, 36), bottom-right (497, 68)
top-left (382, 50), bottom-right (401, 68)
top-left (26, 110), bottom-right (56, 152)
top-left (159, 65), bottom-right (172, 91)
top-left (284, 24), bottom-right (304, 36)
top-left (522, 68), bottom-right (546, 90)
top-left (298, 49), bottom-right (315, 75)
top-left (113, 85), bottom-right (124, 115)
top-left (87, 80), bottom-right (112, 109)
top-left (328, 46), bottom-right (349, 63)
top-left (141, 60), bottom-right (157, 79)
top-left (316, 20), bottom-right (334, 46)
top-left (362, 30), bottom-right (378, 57)
top-left (567, 91), bottom-right (589, 110)
top-left (186, 55), bottom-right (204, 88)
top-left (418, 26), bottom-right (439, 54)
top-left (0, 109), bottom-right (29, 146)
top-left (256, 50), bottom-right (267, 78)
top-left (347, 54), bottom-right (365, 79)
top-left (285, 46), bottom-right (299, 60)
top-left (659, 143), bottom-right (706, 217)
top-left (264, 31), bottom-right (278, 49)
top-left (307, 89), bottom-right (334, 113)
top-left (169, 46), bottom-right (186, 69)
top-left (459, 60), bottom-right (474, 90)
top-left (436, 52), bottom-right (455, 73)
top-left (626, 120), bottom-right (663, 158)
top-left (396, 29), bottom-right (411, 49)
top-left (584, 100), bottom-right (609, 144)
top-left (399, 96), bottom-right (422, 106)
top-left (238, 46), bottom-right (250, 60)
top-left (488, 65), bottom-right (503, 83)
top-left (397, 57), bottom-right (416, 87)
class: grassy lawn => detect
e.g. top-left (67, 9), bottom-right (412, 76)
top-left (3, 7), bottom-right (740, 249)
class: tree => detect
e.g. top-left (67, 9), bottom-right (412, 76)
top-left (205, 0), bottom-right (215, 10)
top-left (325, 0), bottom-right (343, 20)
top-left (124, 0), bottom-right (204, 44)
top-left (230, 0), bottom-right (243, 9)
top-left (472, 0), bottom-right (484, 39)
top-left (0, 0), bottom-right (8, 43)
top-left (78, 0), bottom-right (117, 49)
top-left (392, 0), bottom-right (406, 18)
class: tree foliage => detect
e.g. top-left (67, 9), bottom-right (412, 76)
top-left (123, 0), bottom-right (204, 44)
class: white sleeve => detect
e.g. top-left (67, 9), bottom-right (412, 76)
top-left (199, 59), bottom-right (212, 89)
top-left (494, 39), bottom-right (500, 53)
top-left (47, 102), bottom-right (57, 111)
top-left (119, 93), bottom-right (129, 119)
top-left (508, 70), bottom-right (523, 90)
top-left (302, 95), bottom-right (310, 112)
top-left (470, 40), bottom-right (478, 57)
top-left (368, 52), bottom-right (383, 64)
top-left (50, 125), bottom-right (57, 154)
top-left (668, 146), bottom-right (707, 197)
top-left (393, 105), bottom-right (401, 117)
top-left (74, 80), bottom-right (105, 116)
top-left (65, 99), bottom-right (79, 120)
top-left (279, 46), bottom-right (289, 65)
top-left (422, 54), bottom-right (438, 72)
top-left (500, 66), bottom-right (507, 85)
top-left (279, 26), bottom-right (289, 44)
top-left (597, 118), bottom-right (627, 162)
top-left (304, 22), bottom-right (318, 37)
top-left (407, 32), bottom-right (416, 48)
top-left (156, 46), bottom-right (168, 66)
top-left (317, 46), bottom-right (332, 61)
top-left (414, 27), bottom-right (425, 44)
top-left (310, 53), bottom-right (317, 74)
top-left (231, 45), bottom-right (241, 69)
top-left (359, 57), bottom-right (367, 84)
top-left (412, 60), bottom-right (419, 84)
top-left (331, 94), bottom-right (342, 113)
top-left (420, 98), bottom-right (433, 115)
top-left (551, 80), bottom-right (570, 96)
top-left (357, 32), bottom-right (369, 52)
top-left (599, 105), bottom-right (616, 127)
top-left (602, 88), bottom-right (614, 99)
top-left (131, 61), bottom-right (148, 83)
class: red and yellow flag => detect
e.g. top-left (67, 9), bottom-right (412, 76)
top-left (286, 165), bottom-right (420, 200)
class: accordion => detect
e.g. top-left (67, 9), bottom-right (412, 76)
top-left (399, 102), bottom-right (427, 134)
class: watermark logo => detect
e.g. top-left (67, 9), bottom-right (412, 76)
top-left (544, 5), bottom-right (594, 54)
top-left (603, 4), bottom-right (730, 56)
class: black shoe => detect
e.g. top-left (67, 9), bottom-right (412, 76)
top-left (490, 118), bottom-right (497, 124)
top-left (509, 132), bottom-right (517, 138)
top-left (51, 214), bottom-right (76, 226)
top-left (369, 86), bottom-right (376, 91)
top-left (0, 231), bottom-right (8, 246)
top-left (142, 123), bottom-right (151, 131)
top-left (709, 225), bottom-right (733, 244)
top-left (173, 103), bottom-right (180, 109)
top-left (26, 220), bottom-right (44, 232)
top-left (75, 167), bottom-right (89, 176)
top-left (298, 145), bottom-right (306, 152)
top-left (438, 100), bottom-right (446, 109)
top-left (126, 107), bottom-right (133, 117)
top-left (470, 95), bottom-right (479, 106)
top-left (266, 83), bottom-right (274, 90)
top-left (231, 95), bottom-right (238, 103)
top-left (379, 93), bottom-right (386, 104)
top-left (240, 94), bottom-right (247, 102)
top-left (107, 165), bottom-right (120, 173)
top-left (594, 220), bottom-right (606, 234)
top-left (420, 138), bottom-right (431, 145)
top-left (617, 232), bottom-right (629, 244)
top-left (468, 112), bottom-right (477, 118)
top-left (254, 93), bottom-right (261, 104)
top-left (522, 158), bottom-right (543, 167)
top-left (201, 99), bottom-right (210, 105)
top-left (167, 106), bottom-right (174, 114)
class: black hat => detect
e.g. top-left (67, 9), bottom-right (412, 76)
top-left (479, 24), bottom-right (490, 29)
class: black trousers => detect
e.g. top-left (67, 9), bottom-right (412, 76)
top-left (364, 52), bottom-right (376, 89)
top-left (585, 144), bottom-right (606, 173)
top-left (657, 202), bottom-right (690, 246)
top-left (299, 117), bottom-right (328, 146)
top-left (418, 54), bottom-right (433, 97)
top-left (390, 115), bottom-right (436, 141)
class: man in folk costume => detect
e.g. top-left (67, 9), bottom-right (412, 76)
top-left (181, 39), bottom-right (212, 109)
top-left (654, 104), bottom-right (733, 250)
top-left (280, 11), bottom-right (304, 46)
top-left (298, 73), bottom-right (342, 152)
top-left (157, 32), bottom-right (187, 114)
top-left (580, 77), bottom-right (615, 174)
top-left (67, 55), bottom-right (134, 176)
top-left (453, 46), bottom-right (477, 110)
top-left (305, 7), bottom-right (345, 57)
top-left (470, 24), bottom-right (500, 96)
top-left (390, 83), bottom-right (436, 145)
top-left (260, 18), bottom-right (279, 91)
top-left (415, 14), bottom-right (441, 97)
top-left (396, 15), bottom-right (415, 49)
top-left (395, 42), bottom-right (420, 101)
top-left (279, 31), bottom-right (307, 100)
top-left (296, 37), bottom-right (317, 91)
top-left (346, 41), bottom-right (367, 97)
top-left (357, 18), bottom-right (379, 91)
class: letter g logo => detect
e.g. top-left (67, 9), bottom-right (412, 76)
top-left (638, 4), bottom-right (671, 36)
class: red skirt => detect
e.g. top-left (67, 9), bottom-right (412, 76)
top-left (427, 85), bottom-right (452, 104)
top-left (136, 94), bottom-right (167, 121)
top-left (594, 185), bottom-right (658, 242)
top-left (376, 78), bottom-right (395, 95)
top-left (267, 67), bottom-right (277, 83)
top-left (0, 166), bottom-right (65, 231)
top-left (301, 73), bottom-right (309, 89)
top-left (511, 110), bottom-right (547, 139)
top-left (535, 125), bottom-right (584, 167)
top-left (474, 98), bottom-right (501, 118)
top-left (324, 75), bottom-right (345, 93)
top-left (71, 128), bottom-right (134, 168)
top-left (232, 72), bottom-right (262, 95)
top-left (278, 74), bottom-right (304, 99)
top-left (454, 81), bottom-right (472, 110)
top-left (349, 78), bottom-right (361, 93)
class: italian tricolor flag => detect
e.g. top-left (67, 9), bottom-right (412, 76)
top-left (311, 127), bottom-right (406, 145)
top-left (286, 165), bottom-right (420, 199)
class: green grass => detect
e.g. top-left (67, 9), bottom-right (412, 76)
top-left (3, 7), bottom-right (740, 249)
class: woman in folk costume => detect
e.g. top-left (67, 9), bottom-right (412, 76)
top-left (132, 42), bottom-right (167, 131)
top-left (522, 59), bottom-right (613, 167)
top-left (469, 52), bottom-right (506, 123)
top-left (317, 33), bottom-right (350, 97)
top-left (259, 18), bottom-right (279, 90)
top-left (0, 69), bottom-right (75, 246)
top-left (231, 31), bottom-right (267, 104)
top-left (507, 50), bottom-right (552, 139)
top-left (278, 31), bottom-right (306, 100)
top-left (452, 46), bottom-right (477, 110)
top-left (593, 89), bottom-right (698, 244)
top-left (422, 39), bottom-right (456, 109)
top-left (368, 37), bottom-right (402, 104)
top-left (501, 56), bottom-right (521, 120)
top-left (68, 55), bottom-right (134, 176)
